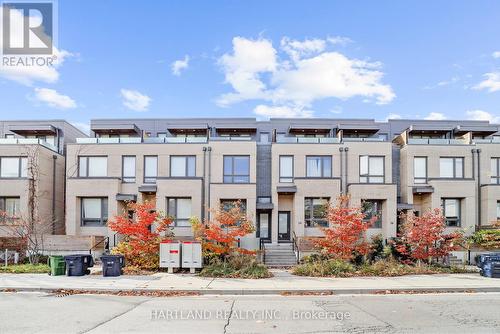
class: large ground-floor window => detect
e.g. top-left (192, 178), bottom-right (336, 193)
top-left (362, 200), bottom-right (383, 228)
top-left (304, 197), bottom-right (329, 227)
top-left (167, 197), bottom-right (192, 227)
top-left (0, 197), bottom-right (20, 221)
top-left (81, 197), bottom-right (108, 226)
top-left (441, 198), bottom-right (461, 227)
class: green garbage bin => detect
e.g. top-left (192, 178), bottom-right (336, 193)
top-left (48, 255), bottom-right (66, 276)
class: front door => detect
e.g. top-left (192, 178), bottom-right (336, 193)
top-left (278, 211), bottom-right (291, 242)
top-left (258, 212), bottom-right (271, 240)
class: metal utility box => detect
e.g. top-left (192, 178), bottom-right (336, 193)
top-left (160, 240), bottom-right (181, 273)
top-left (181, 241), bottom-right (202, 273)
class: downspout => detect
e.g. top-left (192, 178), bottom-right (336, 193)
top-left (344, 147), bottom-right (349, 194)
top-left (52, 155), bottom-right (57, 234)
top-left (339, 147), bottom-right (344, 194)
top-left (202, 147), bottom-right (207, 222)
top-left (471, 149), bottom-right (477, 228)
top-left (477, 149), bottom-right (482, 227)
top-left (207, 146), bottom-right (212, 221)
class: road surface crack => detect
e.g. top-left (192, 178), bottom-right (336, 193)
top-left (223, 299), bottom-right (236, 334)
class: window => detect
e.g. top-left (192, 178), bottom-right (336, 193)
top-left (304, 197), bottom-right (329, 227)
top-left (279, 156), bottom-right (293, 183)
top-left (167, 198), bottom-right (192, 227)
top-left (122, 156), bottom-right (136, 183)
top-left (0, 157), bottom-right (27, 178)
top-left (220, 199), bottom-right (247, 213)
top-left (78, 156), bottom-right (107, 177)
top-left (497, 201), bottom-right (500, 220)
top-left (4, 134), bottom-right (14, 139)
top-left (0, 197), bottom-right (20, 220)
top-left (491, 158), bottom-right (500, 184)
top-left (439, 157), bottom-right (463, 178)
top-left (144, 156), bottom-right (158, 183)
top-left (441, 198), bottom-right (461, 227)
top-left (306, 156), bottom-right (332, 178)
top-left (170, 156), bottom-right (196, 177)
top-left (258, 212), bottom-right (270, 239)
top-left (223, 156), bottom-right (250, 183)
top-left (360, 156), bottom-right (384, 183)
top-left (362, 200), bottom-right (383, 228)
top-left (81, 198), bottom-right (108, 226)
top-left (414, 157), bottom-right (427, 184)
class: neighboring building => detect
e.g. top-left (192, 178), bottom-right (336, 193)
top-left (63, 117), bottom-right (500, 251)
top-left (0, 120), bottom-right (87, 237)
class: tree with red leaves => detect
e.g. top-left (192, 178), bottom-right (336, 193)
top-left (314, 195), bottom-right (374, 261)
top-left (108, 201), bottom-right (173, 269)
top-left (191, 201), bottom-right (255, 258)
top-left (397, 208), bottom-right (463, 265)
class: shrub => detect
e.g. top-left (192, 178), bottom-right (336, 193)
top-left (199, 254), bottom-right (272, 279)
top-left (293, 259), bottom-right (355, 277)
top-left (0, 263), bottom-right (50, 274)
top-left (471, 229), bottom-right (500, 249)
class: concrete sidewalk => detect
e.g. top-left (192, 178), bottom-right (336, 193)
top-left (1, 270), bottom-right (500, 295)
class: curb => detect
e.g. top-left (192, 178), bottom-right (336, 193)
top-left (3, 286), bottom-right (500, 295)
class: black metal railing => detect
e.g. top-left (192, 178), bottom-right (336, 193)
top-left (89, 236), bottom-right (109, 255)
top-left (259, 238), bottom-right (270, 263)
top-left (292, 232), bottom-right (300, 264)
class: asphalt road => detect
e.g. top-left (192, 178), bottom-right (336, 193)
top-left (1, 292), bottom-right (499, 333)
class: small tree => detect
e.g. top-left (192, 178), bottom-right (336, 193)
top-left (191, 201), bottom-right (255, 259)
top-left (397, 208), bottom-right (463, 265)
top-left (314, 195), bottom-right (374, 261)
top-left (108, 201), bottom-right (173, 269)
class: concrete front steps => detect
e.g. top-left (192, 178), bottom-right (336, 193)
top-left (263, 243), bottom-right (298, 267)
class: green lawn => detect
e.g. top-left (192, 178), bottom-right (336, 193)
top-left (0, 264), bottom-right (50, 274)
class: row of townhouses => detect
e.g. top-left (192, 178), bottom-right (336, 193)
top-left (0, 118), bottom-right (499, 251)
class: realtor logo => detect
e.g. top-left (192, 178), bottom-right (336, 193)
top-left (2, 1), bottom-right (53, 55)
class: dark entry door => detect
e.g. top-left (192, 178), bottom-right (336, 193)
top-left (278, 211), bottom-right (291, 242)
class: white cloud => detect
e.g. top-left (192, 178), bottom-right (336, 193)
top-left (492, 51), bottom-right (500, 59)
top-left (330, 106), bottom-right (342, 114)
top-left (254, 104), bottom-right (313, 119)
top-left (473, 72), bottom-right (500, 92)
top-left (0, 7), bottom-right (73, 85)
top-left (327, 36), bottom-right (353, 46)
top-left (424, 112), bottom-right (447, 120)
top-left (217, 36), bottom-right (394, 117)
top-left (171, 55), bottom-right (190, 76)
top-left (120, 89), bottom-right (151, 112)
top-left (386, 113), bottom-right (402, 121)
top-left (33, 88), bottom-right (76, 109)
top-left (70, 121), bottom-right (90, 135)
top-left (466, 109), bottom-right (500, 123)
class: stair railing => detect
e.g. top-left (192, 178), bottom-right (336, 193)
top-left (292, 231), bottom-right (300, 264)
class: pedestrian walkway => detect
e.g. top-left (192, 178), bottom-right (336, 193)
top-left (1, 270), bottom-right (499, 295)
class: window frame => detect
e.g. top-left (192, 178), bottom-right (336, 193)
top-left (497, 201), bottom-right (500, 220)
top-left (305, 155), bottom-right (332, 178)
top-left (304, 197), bottom-right (329, 227)
top-left (78, 156), bottom-right (108, 178)
top-left (0, 197), bottom-right (20, 221)
top-left (279, 155), bottom-right (294, 183)
top-left (439, 157), bottom-right (464, 179)
top-left (121, 155), bottom-right (136, 183)
top-left (223, 155), bottom-right (250, 184)
top-left (80, 197), bottom-right (108, 227)
top-left (441, 198), bottom-right (461, 227)
top-left (0, 156), bottom-right (27, 178)
top-left (413, 156), bottom-right (428, 184)
top-left (167, 197), bottom-right (192, 227)
top-left (359, 155), bottom-right (385, 183)
top-left (362, 200), bottom-right (383, 228)
top-left (169, 155), bottom-right (196, 177)
top-left (143, 155), bottom-right (158, 183)
top-left (491, 158), bottom-right (500, 184)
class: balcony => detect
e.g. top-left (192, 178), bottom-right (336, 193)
top-left (75, 137), bottom-right (208, 144)
top-left (342, 137), bottom-right (385, 142)
top-left (473, 138), bottom-right (500, 144)
top-left (210, 136), bottom-right (253, 141)
top-left (276, 137), bottom-right (340, 144)
top-left (0, 138), bottom-right (58, 151)
top-left (407, 138), bottom-right (469, 145)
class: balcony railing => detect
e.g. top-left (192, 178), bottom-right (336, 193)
top-left (0, 138), bottom-right (58, 151)
top-left (407, 138), bottom-right (469, 145)
top-left (76, 137), bottom-right (208, 144)
top-left (342, 137), bottom-right (385, 142)
top-left (276, 137), bottom-right (340, 144)
top-left (473, 138), bottom-right (500, 144)
top-left (210, 136), bottom-right (253, 141)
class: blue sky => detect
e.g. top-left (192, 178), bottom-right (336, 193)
top-left (1, 1), bottom-right (500, 133)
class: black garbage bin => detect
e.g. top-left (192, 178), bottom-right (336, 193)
top-left (64, 255), bottom-right (87, 276)
top-left (476, 253), bottom-right (500, 268)
top-left (481, 255), bottom-right (500, 278)
top-left (101, 255), bottom-right (125, 277)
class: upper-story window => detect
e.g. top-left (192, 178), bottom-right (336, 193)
top-left (0, 157), bottom-right (27, 178)
top-left (4, 134), bottom-right (14, 139)
top-left (144, 156), bottom-right (158, 183)
top-left (491, 158), bottom-right (500, 184)
top-left (306, 156), bottom-right (332, 178)
top-left (360, 156), bottom-right (384, 183)
top-left (413, 157), bottom-right (427, 184)
top-left (122, 156), bottom-right (136, 183)
top-left (439, 157), bottom-right (463, 178)
top-left (223, 156), bottom-right (250, 183)
top-left (78, 156), bottom-right (107, 177)
top-left (170, 156), bottom-right (196, 177)
top-left (279, 156), bottom-right (293, 183)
